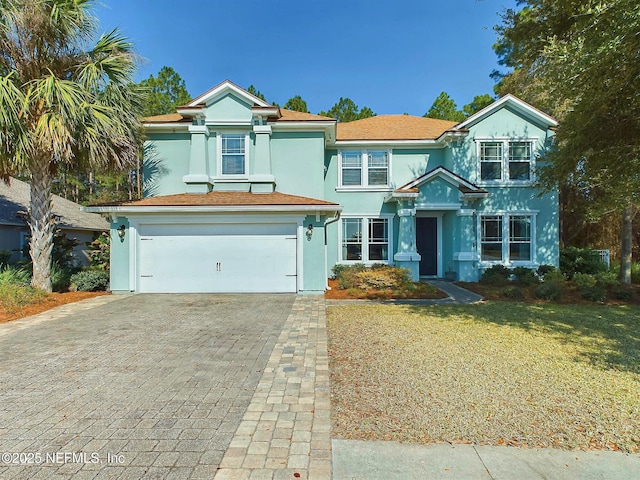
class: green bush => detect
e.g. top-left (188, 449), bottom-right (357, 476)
top-left (512, 267), bottom-right (538, 286)
top-left (612, 286), bottom-right (633, 301)
top-left (581, 286), bottom-right (607, 302)
top-left (535, 282), bottom-right (562, 301)
top-left (573, 273), bottom-right (597, 289)
top-left (560, 247), bottom-right (607, 279)
top-left (0, 250), bottom-right (11, 268)
top-left (502, 285), bottom-right (523, 299)
top-left (51, 264), bottom-right (72, 293)
top-left (480, 265), bottom-right (512, 286)
top-left (87, 232), bottom-right (110, 270)
top-left (0, 266), bottom-right (31, 286)
top-left (334, 264), bottom-right (414, 291)
top-left (70, 270), bottom-right (110, 292)
top-left (543, 269), bottom-right (567, 285)
top-left (536, 264), bottom-right (557, 276)
top-left (0, 282), bottom-right (45, 313)
top-left (595, 271), bottom-right (619, 287)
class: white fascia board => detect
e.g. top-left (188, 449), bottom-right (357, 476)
top-left (144, 123), bottom-right (190, 132)
top-left (455, 94), bottom-right (558, 130)
top-left (333, 139), bottom-right (446, 147)
top-left (84, 205), bottom-right (343, 215)
top-left (384, 192), bottom-right (419, 203)
top-left (270, 121), bottom-right (336, 131)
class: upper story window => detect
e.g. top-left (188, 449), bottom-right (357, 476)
top-left (478, 139), bottom-right (535, 183)
top-left (220, 133), bottom-right (248, 176)
top-left (339, 150), bottom-right (390, 188)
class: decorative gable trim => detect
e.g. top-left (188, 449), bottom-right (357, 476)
top-left (454, 94), bottom-right (558, 130)
top-left (185, 80), bottom-right (272, 109)
top-left (397, 166), bottom-right (487, 193)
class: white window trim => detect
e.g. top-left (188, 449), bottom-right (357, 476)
top-left (476, 137), bottom-right (538, 186)
top-left (217, 131), bottom-right (250, 177)
top-left (337, 149), bottom-right (392, 191)
top-left (477, 211), bottom-right (537, 267)
top-left (338, 214), bottom-right (395, 264)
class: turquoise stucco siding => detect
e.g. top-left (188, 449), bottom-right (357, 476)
top-left (109, 216), bottom-right (130, 293)
top-left (272, 132), bottom-right (325, 198)
top-left (144, 133), bottom-right (190, 197)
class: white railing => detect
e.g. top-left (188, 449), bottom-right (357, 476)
top-left (594, 249), bottom-right (610, 269)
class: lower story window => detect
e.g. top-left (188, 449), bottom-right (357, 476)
top-left (341, 217), bottom-right (389, 262)
top-left (480, 214), bottom-right (533, 264)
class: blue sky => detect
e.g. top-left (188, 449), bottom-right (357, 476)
top-left (96, 0), bottom-right (518, 116)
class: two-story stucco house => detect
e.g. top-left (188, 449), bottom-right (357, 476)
top-left (87, 80), bottom-right (559, 294)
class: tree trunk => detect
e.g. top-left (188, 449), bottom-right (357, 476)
top-left (29, 160), bottom-right (55, 292)
top-left (619, 204), bottom-right (635, 284)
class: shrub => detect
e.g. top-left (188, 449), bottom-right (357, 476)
top-left (573, 273), bottom-right (597, 289)
top-left (502, 285), bottom-right (523, 299)
top-left (51, 264), bottom-right (72, 293)
top-left (87, 232), bottom-right (110, 270)
top-left (70, 270), bottom-right (110, 292)
top-left (535, 282), bottom-right (562, 301)
top-left (581, 286), bottom-right (607, 302)
top-left (612, 286), bottom-right (633, 302)
top-left (0, 282), bottom-right (45, 314)
top-left (595, 271), bottom-right (619, 287)
top-left (560, 247), bottom-right (607, 279)
top-left (543, 269), bottom-right (567, 285)
top-left (512, 267), bottom-right (538, 286)
top-left (0, 250), bottom-right (11, 268)
top-left (354, 267), bottom-right (412, 290)
top-left (0, 266), bottom-right (31, 286)
top-left (536, 264), bottom-right (556, 276)
top-left (480, 265), bottom-right (512, 286)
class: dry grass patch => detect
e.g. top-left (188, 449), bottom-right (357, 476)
top-left (328, 302), bottom-right (640, 452)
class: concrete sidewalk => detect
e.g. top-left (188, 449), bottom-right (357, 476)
top-left (332, 439), bottom-right (640, 480)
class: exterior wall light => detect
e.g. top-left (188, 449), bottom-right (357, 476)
top-left (306, 223), bottom-right (314, 240)
top-left (117, 224), bottom-right (126, 241)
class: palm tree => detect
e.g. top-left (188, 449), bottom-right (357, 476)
top-left (0, 0), bottom-right (143, 291)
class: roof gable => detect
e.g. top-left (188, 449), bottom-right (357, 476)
top-left (185, 80), bottom-right (271, 109)
top-left (454, 94), bottom-right (558, 131)
top-left (397, 166), bottom-right (486, 194)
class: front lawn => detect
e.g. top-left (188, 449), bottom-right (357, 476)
top-left (328, 302), bottom-right (640, 452)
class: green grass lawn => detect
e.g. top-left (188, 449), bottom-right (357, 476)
top-left (328, 302), bottom-right (640, 452)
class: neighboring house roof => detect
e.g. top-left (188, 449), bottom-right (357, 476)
top-left (143, 109), bottom-right (333, 124)
top-left (0, 177), bottom-right (109, 231)
top-left (85, 191), bottom-right (342, 214)
top-left (336, 115), bottom-right (458, 141)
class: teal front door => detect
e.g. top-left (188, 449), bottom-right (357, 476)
top-left (416, 217), bottom-right (438, 276)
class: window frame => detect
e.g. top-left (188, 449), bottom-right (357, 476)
top-left (217, 131), bottom-right (250, 177)
top-left (476, 138), bottom-right (537, 185)
top-left (337, 149), bottom-right (391, 190)
top-left (339, 215), bottom-right (394, 264)
top-left (478, 212), bottom-right (536, 266)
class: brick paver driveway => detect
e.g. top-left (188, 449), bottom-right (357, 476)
top-left (0, 294), bottom-right (294, 479)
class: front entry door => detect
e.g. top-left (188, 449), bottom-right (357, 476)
top-left (416, 217), bottom-right (438, 276)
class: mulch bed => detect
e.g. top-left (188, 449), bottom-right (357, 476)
top-left (324, 279), bottom-right (447, 300)
top-left (0, 291), bottom-right (108, 324)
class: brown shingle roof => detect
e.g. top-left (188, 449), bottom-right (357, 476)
top-left (276, 109), bottom-right (335, 122)
top-left (143, 113), bottom-right (188, 123)
top-left (337, 115), bottom-right (458, 141)
top-left (102, 191), bottom-right (339, 207)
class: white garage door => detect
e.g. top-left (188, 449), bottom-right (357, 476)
top-left (136, 223), bottom-right (297, 293)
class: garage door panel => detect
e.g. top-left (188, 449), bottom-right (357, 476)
top-left (136, 225), bottom-right (298, 293)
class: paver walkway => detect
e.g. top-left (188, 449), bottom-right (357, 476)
top-left (214, 295), bottom-right (331, 480)
top-left (0, 293), bottom-right (295, 479)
